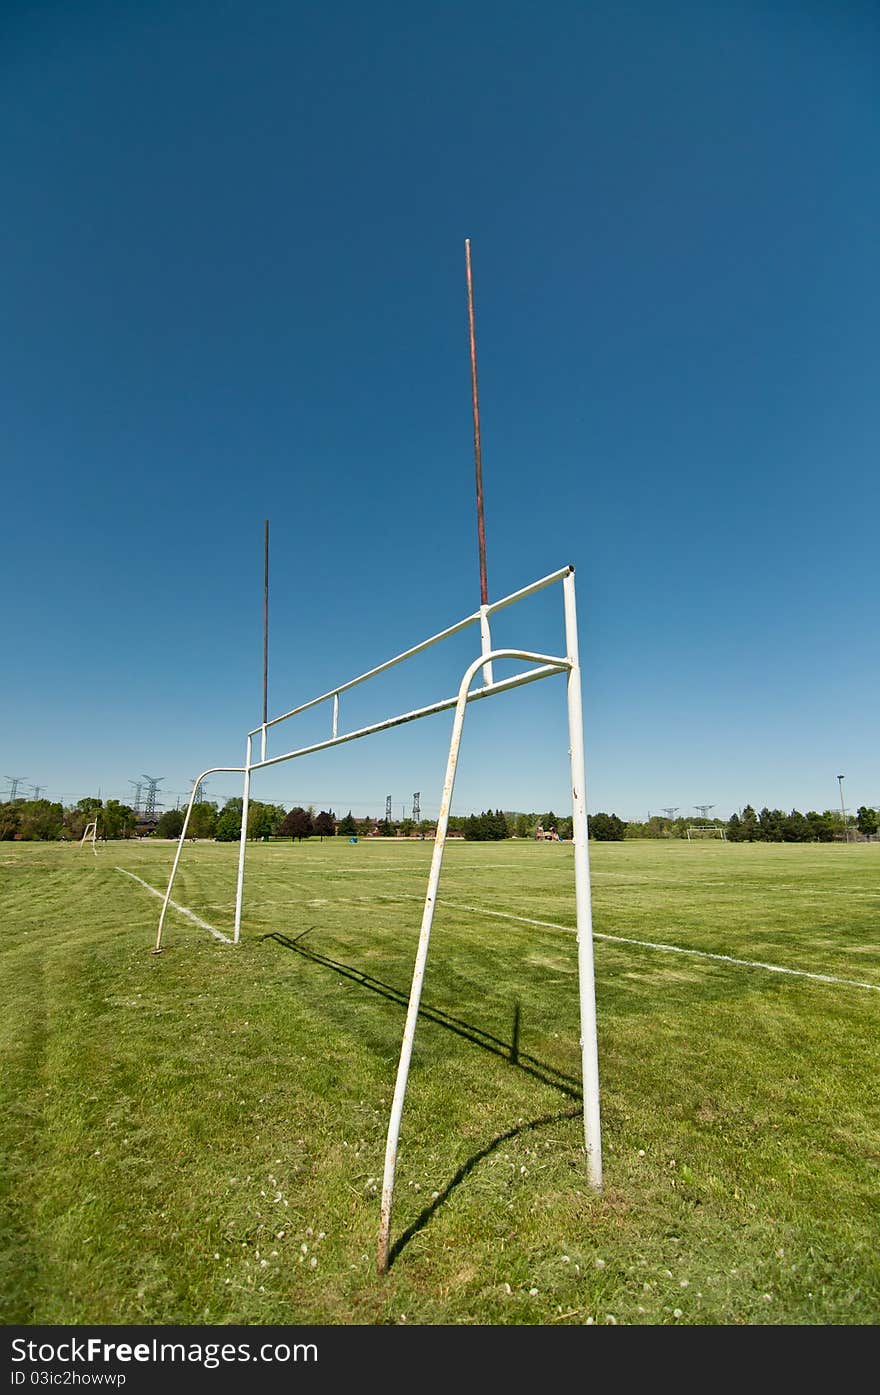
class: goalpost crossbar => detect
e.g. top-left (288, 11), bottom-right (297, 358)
top-left (152, 563), bottom-right (602, 1272)
top-left (245, 563), bottom-right (573, 741)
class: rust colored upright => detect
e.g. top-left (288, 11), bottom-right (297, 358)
top-left (465, 239), bottom-right (489, 607)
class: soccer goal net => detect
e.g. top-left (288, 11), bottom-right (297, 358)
top-left (686, 824), bottom-right (726, 841)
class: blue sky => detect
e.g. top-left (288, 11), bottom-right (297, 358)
top-left (2, 0), bottom-right (878, 822)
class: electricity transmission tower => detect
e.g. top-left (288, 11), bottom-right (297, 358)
top-left (129, 781), bottom-right (143, 813)
top-left (694, 804), bottom-right (715, 821)
top-left (412, 792), bottom-right (421, 822)
top-left (385, 794), bottom-right (393, 825)
top-left (31, 785), bottom-right (45, 800)
top-left (4, 776), bottom-right (26, 801)
top-left (142, 775), bottom-right (164, 818)
top-left (661, 807), bottom-right (679, 819)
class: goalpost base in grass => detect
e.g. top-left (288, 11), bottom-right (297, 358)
top-left (152, 564), bottom-right (603, 1270)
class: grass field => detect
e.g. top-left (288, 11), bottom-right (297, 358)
top-left (1, 836), bottom-right (878, 1325)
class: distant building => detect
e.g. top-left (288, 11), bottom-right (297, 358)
top-left (535, 823), bottom-right (559, 842)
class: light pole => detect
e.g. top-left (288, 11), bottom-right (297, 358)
top-left (837, 775), bottom-right (848, 844)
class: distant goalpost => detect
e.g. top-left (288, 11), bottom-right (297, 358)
top-left (150, 241), bottom-right (603, 1275)
top-left (80, 815), bottom-right (98, 856)
top-left (686, 824), bottom-right (726, 841)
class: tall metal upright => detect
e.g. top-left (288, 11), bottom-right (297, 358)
top-left (465, 239), bottom-right (493, 687)
top-left (129, 780), bottom-right (143, 813)
top-left (31, 785), bottom-right (45, 800)
top-left (412, 791), bottom-right (421, 823)
top-left (661, 806), bottom-right (679, 820)
top-left (385, 794), bottom-right (393, 825)
top-left (695, 804), bottom-right (715, 821)
top-left (262, 518), bottom-right (269, 764)
top-left (232, 524), bottom-right (266, 948)
top-left (563, 568), bottom-right (603, 1193)
top-left (837, 775), bottom-right (848, 843)
top-left (4, 776), bottom-right (26, 801)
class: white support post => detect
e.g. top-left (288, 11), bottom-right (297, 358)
top-left (151, 563), bottom-right (601, 1272)
top-left (377, 658), bottom-right (476, 1271)
top-left (233, 735), bottom-right (252, 944)
top-left (479, 604), bottom-right (494, 687)
top-left (562, 566), bottom-right (602, 1190)
top-left (374, 648), bottom-right (562, 1272)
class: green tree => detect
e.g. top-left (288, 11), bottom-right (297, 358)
top-left (215, 799), bottom-right (243, 842)
top-left (314, 810), bottom-right (336, 840)
top-left (155, 809), bottom-right (185, 839)
top-left (783, 809), bottom-right (810, 842)
top-left (856, 806), bottom-right (878, 837)
top-left (805, 810), bottom-right (835, 842)
top-left (463, 809), bottom-right (510, 842)
top-left (0, 802), bottom-right (21, 840)
top-left (248, 803), bottom-right (275, 840)
top-left (589, 812), bottom-right (627, 841)
top-left (337, 811), bottom-right (357, 837)
top-left (759, 808), bottom-right (785, 843)
top-left (739, 805), bottom-right (761, 842)
top-left (463, 814), bottom-right (481, 841)
top-left (101, 799), bottom-right (137, 840)
top-left (189, 802), bottom-right (218, 839)
top-left (16, 800), bottom-right (64, 840)
top-left (726, 812), bottom-right (742, 842)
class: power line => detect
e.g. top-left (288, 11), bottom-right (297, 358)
top-left (4, 776), bottom-right (26, 801)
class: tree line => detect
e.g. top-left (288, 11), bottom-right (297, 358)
top-left (0, 797), bottom-right (137, 842)
top-left (2, 795), bottom-right (876, 843)
top-left (0, 797), bottom-right (572, 843)
top-left (620, 804), bottom-right (879, 841)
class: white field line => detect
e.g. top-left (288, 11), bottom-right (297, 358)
top-left (115, 867), bottom-right (232, 944)
top-left (403, 896), bottom-right (880, 995)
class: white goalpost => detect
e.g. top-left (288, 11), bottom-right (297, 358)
top-left (686, 824), bottom-right (726, 841)
top-left (152, 562), bottom-right (603, 1272)
top-left (80, 815), bottom-right (98, 856)
top-left (151, 241), bottom-right (602, 1273)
